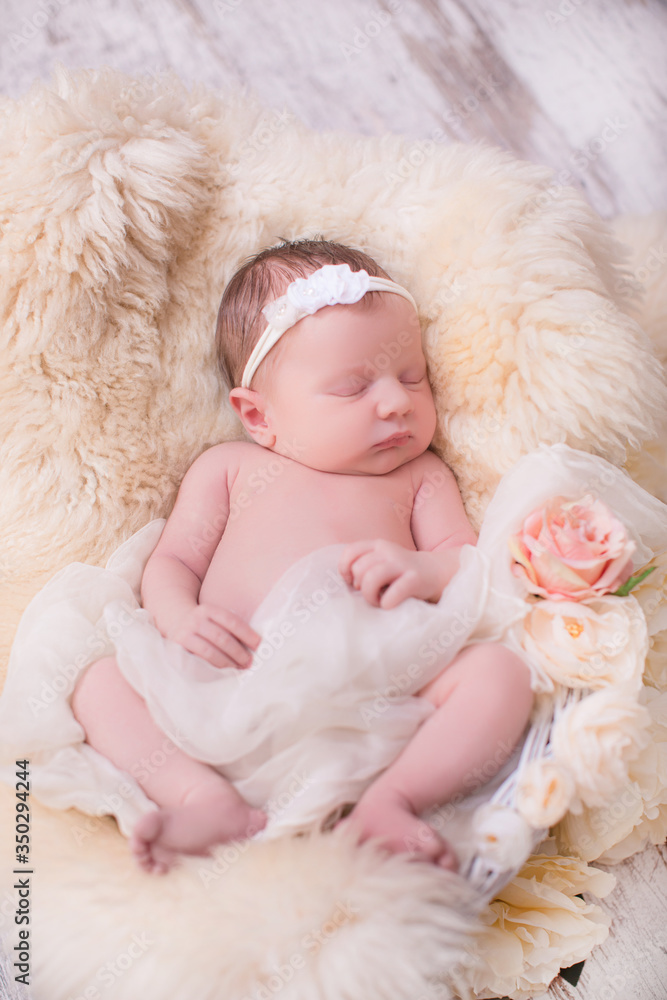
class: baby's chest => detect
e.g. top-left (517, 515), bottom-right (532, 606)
top-left (232, 462), bottom-right (417, 541)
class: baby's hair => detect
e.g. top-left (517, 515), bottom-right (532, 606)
top-left (215, 237), bottom-right (392, 390)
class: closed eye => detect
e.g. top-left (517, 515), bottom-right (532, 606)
top-left (331, 383), bottom-right (368, 397)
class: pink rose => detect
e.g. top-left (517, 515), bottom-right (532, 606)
top-left (508, 495), bottom-right (635, 601)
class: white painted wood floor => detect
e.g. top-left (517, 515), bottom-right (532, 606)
top-left (1, 1), bottom-right (666, 998)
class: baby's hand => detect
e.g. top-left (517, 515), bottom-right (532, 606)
top-left (166, 604), bottom-right (261, 670)
top-left (339, 540), bottom-right (444, 609)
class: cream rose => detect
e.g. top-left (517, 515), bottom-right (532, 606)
top-left (555, 792), bottom-right (643, 863)
top-left (518, 594), bottom-right (648, 691)
top-left (595, 686), bottom-right (667, 863)
top-left (509, 494), bottom-right (635, 601)
top-left (550, 686), bottom-right (651, 810)
top-left (631, 551), bottom-right (667, 636)
top-left (465, 854), bottom-right (615, 1000)
top-left (515, 759), bottom-right (575, 828)
top-left (645, 628), bottom-right (667, 691)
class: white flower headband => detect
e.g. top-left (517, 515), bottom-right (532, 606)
top-left (240, 263), bottom-right (418, 388)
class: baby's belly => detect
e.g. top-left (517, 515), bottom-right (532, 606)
top-left (199, 520), bottom-right (413, 622)
top-left (198, 472), bottom-right (417, 621)
top-left (199, 535), bottom-right (341, 623)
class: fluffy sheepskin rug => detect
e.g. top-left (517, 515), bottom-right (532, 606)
top-left (0, 786), bottom-right (482, 1000)
top-left (0, 66), bottom-right (665, 1000)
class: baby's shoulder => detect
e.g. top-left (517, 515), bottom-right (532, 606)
top-left (181, 439), bottom-right (261, 488)
top-left (406, 448), bottom-right (458, 490)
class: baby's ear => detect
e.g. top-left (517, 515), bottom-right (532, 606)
top-left (228, 388), bottom-right (276, 447)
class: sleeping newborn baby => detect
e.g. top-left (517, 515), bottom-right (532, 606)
top-left (71, 238), bottom-right (534, 874)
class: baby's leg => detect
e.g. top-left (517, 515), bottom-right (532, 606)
top-left (345, 643), bottom-right (533, 869)
top-left (71, 656), bottom-right (266, 874)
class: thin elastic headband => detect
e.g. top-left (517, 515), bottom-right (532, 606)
top-left (240, 263), bottom-right (418, 388)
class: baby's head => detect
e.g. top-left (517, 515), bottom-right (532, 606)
top-left (217, 238), bottom-right (437, 475)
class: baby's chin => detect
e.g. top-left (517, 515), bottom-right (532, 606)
top-left (335, 446), bottom-right (427, 476)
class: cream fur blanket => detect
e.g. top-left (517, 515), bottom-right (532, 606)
top-left (1, 66), bottom-right (666, 1000)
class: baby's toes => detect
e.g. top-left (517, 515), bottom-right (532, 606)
top-left (435, 841), bottom-right (458, 871)
top-left (402, 820), bottom-right (447, 861)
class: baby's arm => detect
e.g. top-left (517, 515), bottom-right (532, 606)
top-left (339, 451), bottom-right (477, 609)
top-left (141, 443), bottom-right (261, 669)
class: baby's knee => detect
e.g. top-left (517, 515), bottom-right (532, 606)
top-left (460, 643), bottom-right (533, 709)
top-left (71, 655), bottom-right (121, 721)
top-left (481, 643), bottom-right (534, 709)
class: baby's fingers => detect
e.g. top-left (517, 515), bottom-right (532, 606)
top-left (206, 605), bottom-right (262, 651)
top-left (359, 562), bottom-right (401, 607)
top-left (339, 540), bottom-right (379, 584)
top-left (197, 618), bottom-right (255, 668)
top-left (379, 570), bottom-right (420, 610)
top-left (185, 633), bottom-right (250, 671)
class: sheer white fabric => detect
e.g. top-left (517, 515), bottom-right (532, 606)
top-left (1, 444), bottom-right (665, 850)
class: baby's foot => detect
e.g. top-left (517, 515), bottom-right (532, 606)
top-left (130, 784), bottom-right (266, 875)
top-left (340, 789), bottom-right (457, 871)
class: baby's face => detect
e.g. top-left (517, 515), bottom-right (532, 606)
top-left (257, 293), bottom-right (437, 475)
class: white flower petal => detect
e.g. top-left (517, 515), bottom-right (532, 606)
top-left (551, 686), bottom-right (651, 810)
top-left (472, 803), bottom-right (536, 869)
top-left (516, 595), bottom-right (647, 692)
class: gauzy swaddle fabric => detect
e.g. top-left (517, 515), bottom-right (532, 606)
top-left (1, 444), bottom-right (666, 846)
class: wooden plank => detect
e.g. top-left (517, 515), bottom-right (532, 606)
top-left (1, 0), bottom-right (665, 217)
top-left (543, 845), bottom-right (667, 1000)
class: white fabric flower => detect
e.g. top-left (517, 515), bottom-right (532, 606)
top-left (515, 758), bottom-right (575, 829)
top-left (471, 803), bottom-right (535, 870)
top-left (517, 594), bottom-right (648, 692)
top-left (260, 264), bottom-right (371, 336)
top-left (286, 264), bottom-right (370, 312)
top-left (260, 296), bottom-right (303, 335)
top-left (550, 686), bottom-right (651, 810)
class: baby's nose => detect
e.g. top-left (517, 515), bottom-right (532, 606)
top-left (375, 378), bottom-right (413, 417)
